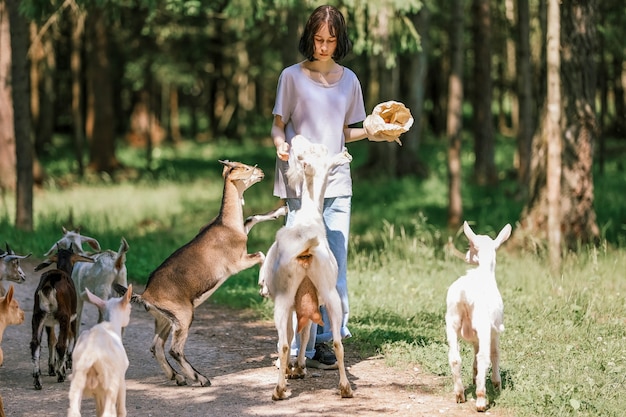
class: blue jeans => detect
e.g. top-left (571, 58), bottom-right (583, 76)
top-left (286, 196), bottom-right (352, 359)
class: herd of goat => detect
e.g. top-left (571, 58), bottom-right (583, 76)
top-left (0, 136), bottom-right (511, 415)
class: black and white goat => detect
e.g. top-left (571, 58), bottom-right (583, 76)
top-left (31, 247), bottom-right (94, 390)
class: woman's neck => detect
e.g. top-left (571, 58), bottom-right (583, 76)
top-left (303, 60), bottom-right (339, 75)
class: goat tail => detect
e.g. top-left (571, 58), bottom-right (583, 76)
top-left (86, 367), bottom-right (100, 391)
top-left (276, 229), bottom-right (320, 264)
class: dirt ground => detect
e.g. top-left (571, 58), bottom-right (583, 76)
top-left (0, 259), bottom-right (506, 417)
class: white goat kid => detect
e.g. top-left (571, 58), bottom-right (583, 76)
top-left (445, 221), bottom-right (511, 412)
top-left (259, 135), bottom-right (353, 400)
top-left (68, 285), bottom-right (133, 417)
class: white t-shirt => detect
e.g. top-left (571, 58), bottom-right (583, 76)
top-left (272, 62), bottom-right (367, 198)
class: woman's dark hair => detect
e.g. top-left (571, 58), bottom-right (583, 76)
top-left (298, 5), bottom-right (352, 62)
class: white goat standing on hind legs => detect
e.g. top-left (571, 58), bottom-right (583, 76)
top-left (259, 135), bottom-right (353, 401)
top-left (445, 221), bottom-right (511, 412)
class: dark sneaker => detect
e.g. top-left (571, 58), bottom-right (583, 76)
top-left (306, 343), bottom-right (338, 370)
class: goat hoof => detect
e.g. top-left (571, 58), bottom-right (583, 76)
top-left (174, 376), bottom-right (187, 386)
top-left (57, 374), bottom-right (65, 383)
top-left (34, 380), bottom-right (42, 390)
top-left (340, 383), bottom-right (353, 398)
top-left (272, 386), bottom-right (288, 401)
top-left (199, 377), bottom-right (211, 387)
top-left (48, 366), bottom-right (55, 376)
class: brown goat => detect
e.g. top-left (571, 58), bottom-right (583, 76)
top-left (117, 160), bottom-right (265, 387)
top-left (1, 285), bottom-right (24, 417)
top-left (0, 285), bottom-right (25, 366)
top-left (31, 248), bottom-right (94, 390)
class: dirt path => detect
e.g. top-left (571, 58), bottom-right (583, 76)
top-left (0, 259), bottom-right (505, 416)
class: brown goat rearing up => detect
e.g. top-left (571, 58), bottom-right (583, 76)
top-left (117, 160), bottom-right (265, 387)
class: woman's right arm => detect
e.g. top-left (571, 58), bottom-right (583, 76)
top-left (272, 115), bottom-right (290, 161)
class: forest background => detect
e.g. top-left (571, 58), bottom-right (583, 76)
top-left (0, 1), bottom-right (625, 416)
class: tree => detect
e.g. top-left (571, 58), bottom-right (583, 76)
top-left (545, 0), bottom-right (562, 270)
top-left (516, 0), bottom-right (534, 190)
top-left (398, 6), bottom-right (429, 178)
top-left (471, 0), bottom-right (497, 185)
top-left (446, 0), bottom-right (465, 228)
top-left (519, 0), bottom-right (599, 255)
top-left (6, 0), bottom-right (34, 230)
top-left (85, 7), bottom-right (119, 173)
top-left (0, 1), bottom-right (17, 194)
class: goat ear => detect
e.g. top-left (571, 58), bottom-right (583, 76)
top-left (62, 226), bottom-right (69, 234)
top-left (463, 221), bottom-right (477, 244)
top-left (34, 259), bottom-right (54, 272)
top-left (84, 288), bottom-right (106, 309)
top-left (73, 254), bottom-right (95, 265)
top-left (494, 224), bottom-right (512, 248)
top-left (124, 284), bottom-right (133, 304)
top-left (82, 236), bottom-right (101, 252)
top-left (5, 285), bottom-right (14, 302)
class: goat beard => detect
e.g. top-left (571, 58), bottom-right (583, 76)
top-left (294, 276), bottom-right (324, 333)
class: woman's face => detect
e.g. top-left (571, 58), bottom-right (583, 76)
top-left (312, 24), bottom-right (337, 62)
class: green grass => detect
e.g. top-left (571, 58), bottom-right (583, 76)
top-left (1, 133), bottom-right (625, 416)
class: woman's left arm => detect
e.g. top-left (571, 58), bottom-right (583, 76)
top-left (344, 125), bottom-right (369, 143)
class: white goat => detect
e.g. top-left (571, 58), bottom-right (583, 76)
top-left (72, 238), bottom-right (129, 337)
top-left (0, 243), bottom-right (31, 297)
top-left (259, 135), bottom-right (353, 400)
top-left (445, 221), bottom-right (511, 412)
top-left (44, 227), bottom-right (101, 257)
top-left (67, 285), bottom-right (133, 417)
top-left (45, 231), bottom-right (129, 337)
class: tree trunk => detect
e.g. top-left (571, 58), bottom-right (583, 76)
top-left (169, 86), bottom-right (182, 144)
top-left (447, 0), bottom-right (465, 229)
top-left (516, 0), bottom-right (534, 190)
top-left (6, 0), bottom-right (34, 230)
top-left (519, 0), bottom-right (599, 254)
top-left (0, 1), bottom-right (16, 193)
top-left (71, 9), bottom-right (86, 176)
top-left (471, 0), bottom-right (497, 185)
top-left (545, 0), bottom-right (562, 271)
top-left (362, 6), bottom-right (397, 178)
top-left (29, 22), bottom-right (55, 157)
top-left (559, 0), bottom-right (599, 246)
top-left (397, 6), bottom-right (429, 178)
top-left (86, 8), bottom-right (119, 174)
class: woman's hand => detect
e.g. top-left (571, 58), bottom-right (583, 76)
top-left (276, 141), bottom-right (290, 161)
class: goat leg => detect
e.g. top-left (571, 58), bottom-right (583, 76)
top-left (169, 322), bottom-right (210, 387)
top-left (150, 316), bottom-right (185, 385)
top-left (30, 314), bottom-right (46, 390)
top-left (45, 326), bottom-right (57, 376)
top-left (490, 331), bottom-right (502, 391)
top-left (324, 291), bottom-right (353, 398)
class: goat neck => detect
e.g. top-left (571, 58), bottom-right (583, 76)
top-left (85, 285), bottom-right (133, 336)
top-left (214, 161), bottom-right (264, 233)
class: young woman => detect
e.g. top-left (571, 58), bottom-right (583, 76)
top-left (271, 5), bottom-right (398, 369)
